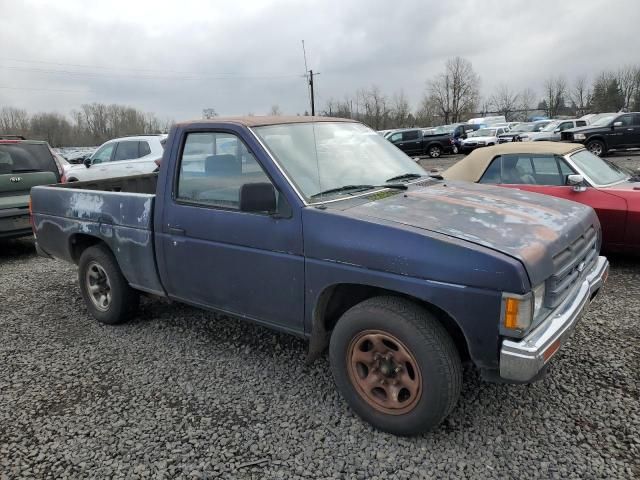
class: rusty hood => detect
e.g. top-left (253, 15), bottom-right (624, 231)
top-left (343, 180), bottom-right (599, 286)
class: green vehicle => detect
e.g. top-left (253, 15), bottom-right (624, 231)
top-left (0, 136), bottom-right (62, 239)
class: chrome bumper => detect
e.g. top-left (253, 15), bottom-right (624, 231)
top-left (499, 256), bottom-right (609, 383)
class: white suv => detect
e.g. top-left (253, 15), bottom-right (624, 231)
top-left (64, 135), bottom-right (167, 182)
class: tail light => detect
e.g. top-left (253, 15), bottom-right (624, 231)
top-left (28, 197), bottom-right (35, 235)
top-left (154, 159), bottom-right (161, 167)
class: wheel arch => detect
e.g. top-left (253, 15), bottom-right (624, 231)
top-left (307, 283), bottom-right (471, 366)
top-left (68, 233), bottom-right (109, 264)
top-left (586, 135), bottom-right (607, 148)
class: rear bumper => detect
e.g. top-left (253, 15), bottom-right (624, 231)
top-left (499, 256), bottom-right (609, 383)
top-left (0, 207), bottom-right (31, 239)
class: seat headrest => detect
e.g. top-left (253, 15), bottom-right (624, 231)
top-left (204, 154), bottom-right (241, 176)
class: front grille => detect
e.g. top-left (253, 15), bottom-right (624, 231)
top-left (465, 142), bottom-right (477, 147)
top-left (546, 226), bottom-right (597, 309)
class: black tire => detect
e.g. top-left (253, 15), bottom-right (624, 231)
top-left (78, 244), bottom-right (139, 325)
top-left (427, 145), bottom-right (442, 158)
top-left (586, 139), bottom-right (606, 157)
top-left (329, 296), bottom-right (462, 436)
top-left (67, 178), bottom-right (78, 182)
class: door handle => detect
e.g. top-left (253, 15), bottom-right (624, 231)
top-left (168, 226), bottom-right (185, 235)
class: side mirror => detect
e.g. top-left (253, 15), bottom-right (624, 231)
top-left (83, 157), bottom-right (92, 168)
top-left (553, 128), bottom-right (561, 133)
top-left (567, 174), bottom-right (586, 192)
top-left (613, 121), bottom-right (623, 128)
top-left (239, 182), bottom-right (277, 213)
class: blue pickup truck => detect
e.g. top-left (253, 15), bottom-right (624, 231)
top-left (31, 116), bottom-right (608, 435)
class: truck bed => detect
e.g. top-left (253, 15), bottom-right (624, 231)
top-left (31, 173), bottom-right (164, 296)
top-left (57, 172), bottom-right (158, 194)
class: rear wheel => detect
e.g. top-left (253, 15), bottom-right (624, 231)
top-left (427, 145), bottom-right (442, 158)
top-left (78, 244), bottom-right (139, 325)
top-left (586, 139), bottom-right (606, 156)
top-left (329, 296), bottom-right (462, 436)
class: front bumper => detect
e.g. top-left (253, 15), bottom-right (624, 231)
top-left (499, 256), bottom-right (609, 383)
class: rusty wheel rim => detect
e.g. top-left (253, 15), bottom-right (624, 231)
top-left (346, 330), bottom-right (422, 415)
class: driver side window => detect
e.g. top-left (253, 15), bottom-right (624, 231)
top-left (92, 143), bottom-right (115, 164)
top-left (176, 131), bottom-right (272, 210)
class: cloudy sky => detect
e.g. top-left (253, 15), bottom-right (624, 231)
top-left (1, 0), bottom-right (638, 122)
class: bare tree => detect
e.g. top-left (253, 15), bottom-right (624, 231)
top-left (489, 84), bottom-right (519, 121)
top-left (543, 76), bottom-right (567, 117)
top-left (617, 65), bottom-right (640, 110)
top-left (356, 86), bottom-right (391, 130)
top-left (202, 108), bottom-right (217, 119)
top-left (414, 94), bottom-right (440, 127)
top-left (30, 112), bottom-right (73, 147)
top-left (269, 105), bottom-right (282, 116)
top-left (517, 88), bottom-right (537, 121)
top-left (570, 75), bottom-right (591, 116)
top-left (390, 90), bottom-right (411, 127)
top-left (427, 57), bottom-right (480, 123)
top-left (322, 97), bottom-right (352, 118)
top-left (0, 107), bottom-right (30, 136)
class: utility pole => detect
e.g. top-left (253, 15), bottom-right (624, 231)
top-left (309, 69), bottom-right (315, 116)
top-left (301, 40), bottom-right (318, 117)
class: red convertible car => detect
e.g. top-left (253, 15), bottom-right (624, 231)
top-left (443, 142), bottom-right (640, 253)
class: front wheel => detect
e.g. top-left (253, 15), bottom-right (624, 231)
top-left (586, 139), bottom-right (606, 156)
top-left (329, 296), bottom-right (462, 436)
top-left (78, 244), bottom-right (139, 325)
top-left (427, 145), bottom-right (442, 158)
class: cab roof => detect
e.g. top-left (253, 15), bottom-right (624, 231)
top-left (176, 115), bottom-right (356, 128)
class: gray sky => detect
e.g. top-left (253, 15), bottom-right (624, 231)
top-left (1, 0), bottom-right (638, 121)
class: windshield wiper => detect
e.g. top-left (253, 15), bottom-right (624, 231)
top-left (310, 183), bottom-right (408, 199)
top-left (385, 173), bottom-right (423, 182)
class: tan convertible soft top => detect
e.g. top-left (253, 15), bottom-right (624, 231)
top-left (443, 141), bottom-right (585, 182)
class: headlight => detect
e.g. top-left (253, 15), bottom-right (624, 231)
top-left (574, 133), bottom-right (586, 140)
top-left (501, 283), bottom-right (545, 336)
top-left (532, 283), bottom-right (545, 320)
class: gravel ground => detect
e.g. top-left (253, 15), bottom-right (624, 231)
top-left (1, 152), bottom-right (640, 479)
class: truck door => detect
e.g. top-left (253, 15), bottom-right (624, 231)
top-left (158, 129), bottom-right (305, 333)
top-left (608, 114), bottom-right (634, 149)
top-left (389, 130), bottom-right (421, 156)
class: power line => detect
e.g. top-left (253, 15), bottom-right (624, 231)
top-left (0, 64), bottom-right (301, 81)
top-left (0, 56), bottom-right (301, 78)
top-left (0, 85), bottom-right (87, 93)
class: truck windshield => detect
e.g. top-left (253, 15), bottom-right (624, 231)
top-left (571, 149), bottom-right (628, 185)
top-left (0, 143), bottom-right (57, 174)
top-left (253, 122), bottom-right (425, 201)
top-left (589, 115), bottom-right (615, 127)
